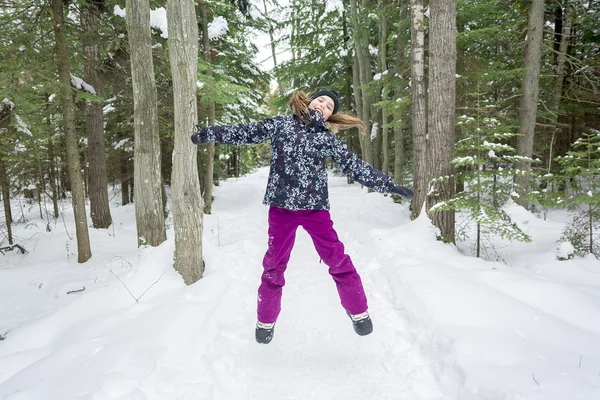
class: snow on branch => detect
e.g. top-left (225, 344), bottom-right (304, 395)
top-left (113, 5), bottom-right (169, 39)
top-left (1, 97), bottom-right (15, 112)
top-left (15, 114), bottom-right (32, 136)
top-left (208, 16), bottom-right (228, 40)
top-left (70, 75), bottom-right (97, 95)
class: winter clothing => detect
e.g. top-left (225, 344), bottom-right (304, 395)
top-left (310, 88), bottom-right (340, 114)
top-left (191, 109), bottom-right (413, 211)
top-left (257, 206), bottom-right (368, 324)
top-left (390, 184), bottom-right (414, 200)
top-left (348, 311), bottom-right (373, 336)
top-left (255, 321), bottom-right (275, 344)
top-left (191, 107), bottom-right (412, 337)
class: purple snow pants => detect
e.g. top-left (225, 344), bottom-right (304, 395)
top-left (257, 206), bottom-right (368, 323)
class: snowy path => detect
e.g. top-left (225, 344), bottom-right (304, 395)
top-left (1, 168), bottom-right (599, 400)
top-left (171, 168), bottom-right (454, 400)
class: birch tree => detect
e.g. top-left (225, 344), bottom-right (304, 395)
top-left (410, 0), bottom-right (427, 219)
top-left (51, 0), bottom-right (92, 262)
top-left (126, 0), bottom-right (166, 247)
top-left (167, 0), bottom-right (205, 284)
top-left (200, 4), bottom-right (215, 214)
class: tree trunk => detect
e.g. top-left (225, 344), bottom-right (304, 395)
top-left (126, 0), bottom-right (166, 247)
top-left (37, 160), bottom-right (44, 220)
top-left (455, 15), bottom-right (466, 194)
top-left (350, 0), bottom-right (373, 165)
top-left (378, 0), bottom-right (389, 174)
top-left (200, 4), bottom-right (215, 214)
top-left (352, 45), bottom-right (363, 125)
top-left (515, 0), bottom-right (545, 208)
top-left (343, 0), bottom-right (356, 185)
top-left (167, 0), bottom-right (205, 284)
top-left (51, 0), bottom-right (92, 262)
top-left (349, 0), bottom-right (363, 161)
top-left (0, 159), bottom-right (12, 245)
top-left (82, 1), bottom-right (112, 228)
top-left (0, 100), bottom-right (13, 245)
top-left (0, 160), bottom-right (13, 244)
top-left (393, 3), bottom-right (408, 184)
top-left (410, 0), bottom-right (427, 219)
top-left (547, 0), bottom-right (572, 171)
top-left (120, 149), bottom-right (130, 206)
top-left (426, 0), bottom-right (456, 243)
top-left (80, 131), bottom-right (88, 198)
top-left (47, 103), bottom-right (59, 218)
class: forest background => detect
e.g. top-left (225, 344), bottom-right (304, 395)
top-left (0, 0), bottom-right (599, 282)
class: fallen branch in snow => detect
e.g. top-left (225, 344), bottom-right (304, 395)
top-left (57, 199), bottom-right (73, 241)
top-left (104, 265), bottom-right (165, 304)
top-left (67, 287), bottom-right (85, 295)
top-left (0, 332), bottom-right (7, 341)
top-left (114, 255), bottom-right (133, 268)
top-left (136, 272), bottom-right (166, 302)
top-left (0, 244), bottom-right (27, 255)
top-left (532, 373), bottom-right (539, 385)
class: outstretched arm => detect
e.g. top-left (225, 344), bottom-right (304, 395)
top-left (328, 137), bottom-right (413, 200)
top-left (191, 116), bottom-right (285, 146)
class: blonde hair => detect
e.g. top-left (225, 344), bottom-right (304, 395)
top-left (289, 91), bottom-right (366, 134)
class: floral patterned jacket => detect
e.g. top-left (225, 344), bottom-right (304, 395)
top-left (191, 110), bottom-right (412, 211)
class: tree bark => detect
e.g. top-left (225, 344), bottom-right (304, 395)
top-left (0, 159), bottom-right (12, 245)
top-left (343, 0), bottom-right (356, 184)
top-left (167, 0), bottom-right (205, 284)
top-left (515, 0), bottom-right (545, 208)
top-left (378, 0), bottom-right (389, 175)
top-left (120, 148), bottom-right (130, 206)
top-left (0, 100), bottom-right (13, 245)
top-left (51, 0), bottom-right (92, 262)
top-left (352, 45), bottom-right (363, 123)
top-left (426, 0), bottom-right (456, 243)
top-left (546, 0), bottom-right (572, 172)
top-left (200, 4), bottom-right (215, 214)
top-left (126, 0), bottom-right (166, 247)
top-left (552, 1), bottom-right (571, 115)
top-left (46, 103), bottom-right (59, 219)
top-left (393, 2), bottom-right (408, 184)
top-left (350, 0), bottom-right (373, 165)
top-left (410, 0), bottom-right (427, 219)
top-left (82, 0), bottom-right (112, 228)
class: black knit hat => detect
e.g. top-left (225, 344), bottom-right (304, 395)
top-left (310, 88), bottom-right (340, 115)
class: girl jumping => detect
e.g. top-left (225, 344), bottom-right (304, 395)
top-left (191, 89), bottom-right (413, 344)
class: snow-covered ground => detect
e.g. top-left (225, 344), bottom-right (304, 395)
top-left (1, 167), bottom-right (599, 400)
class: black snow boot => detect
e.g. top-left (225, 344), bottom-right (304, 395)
top-left (348, 311), bottom-right (373, 336)
top-left (255, 321), bottom-right (275, 344)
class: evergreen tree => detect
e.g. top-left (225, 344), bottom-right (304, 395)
top-left (196, 0), bottom-right (272, 182)
top-left (432, 83), bottom-right (534, 260)
top-left (556, 130), bottom-right (600, 258)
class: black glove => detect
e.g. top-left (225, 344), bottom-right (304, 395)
top-left (390, 184), bottom-right (413, 200)
top-left (191, 125), bottom-right (209, 144)
top-left (307, 108), bottom-right (326, 128)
